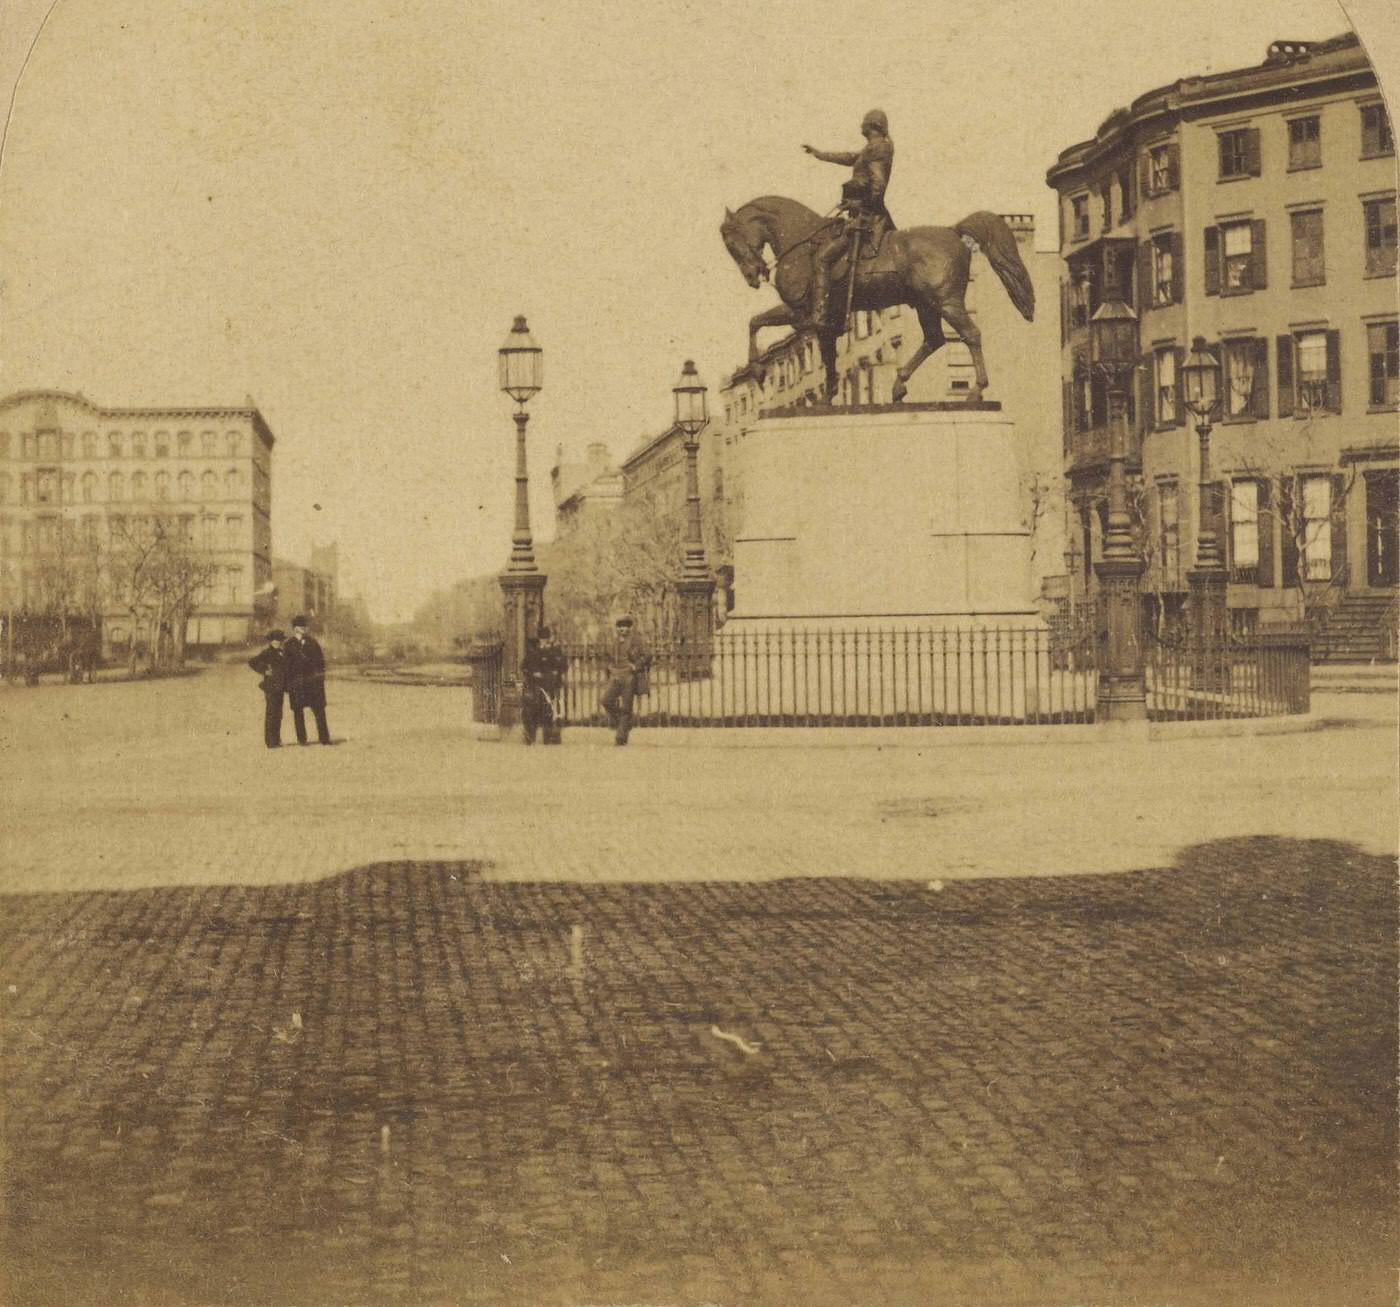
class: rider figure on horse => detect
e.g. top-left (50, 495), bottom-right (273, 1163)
top-left (802, 109), bottom-right (895, 328)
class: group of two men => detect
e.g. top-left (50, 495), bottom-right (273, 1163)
top-left (520, 614), bottom-right (650, 747)
top-left (247, 616), bottom-right (332, 749)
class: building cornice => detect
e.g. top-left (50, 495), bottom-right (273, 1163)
top-left (0, 390), bottom-right (276, 447)
top-left (620, 422), bottom-right (685, 474)
top-left (1046, 33), bottom-right (1373, 188)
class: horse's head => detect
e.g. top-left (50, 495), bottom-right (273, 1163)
top-left (721, 206), bottom-right (769, 289)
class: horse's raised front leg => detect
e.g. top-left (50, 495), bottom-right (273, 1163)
top-left (891, 304), bottom-right (946, 404)
top-left (747, 302), bottom-right (797, 383)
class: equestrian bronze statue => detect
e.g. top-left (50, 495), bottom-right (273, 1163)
top-left (721, 128), bottom-right (1035, 404)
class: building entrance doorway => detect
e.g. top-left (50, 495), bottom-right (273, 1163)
top-left (1365, 468), bottom-right (1398, 587)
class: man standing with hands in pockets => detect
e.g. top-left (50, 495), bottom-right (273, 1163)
top-left (285, 614), bottom-right (332, 746)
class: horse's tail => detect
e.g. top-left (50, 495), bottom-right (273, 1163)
top-left (955, 211), bottom-right (1035, 322)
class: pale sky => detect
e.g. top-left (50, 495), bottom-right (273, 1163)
top-left (0, 0), bottom-right (1392, 621)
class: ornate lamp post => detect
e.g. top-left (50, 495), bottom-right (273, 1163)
top-left (1089, 298), bottom-right (1147, 722)
top-left (497, 315), bottom-right (546, 730)
top-left (672, 360), bottom-right (715, 661)
top-left (1182, 335), bottom-right (1229, 691)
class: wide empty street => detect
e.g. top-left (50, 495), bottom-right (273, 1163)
top-left (1, 667), bottom-right (1396, 1306)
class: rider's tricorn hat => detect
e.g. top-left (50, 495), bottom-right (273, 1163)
top-left (861, 108), bottom-right (889, 133)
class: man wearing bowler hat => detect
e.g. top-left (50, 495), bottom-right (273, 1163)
top-left (247, 629), bottom-right (288, 749)
top-left (285, 614), bottom-right (332, 745)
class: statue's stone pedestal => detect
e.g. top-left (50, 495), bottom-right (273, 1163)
top-left (726, 403), bottom-right (1041, 630)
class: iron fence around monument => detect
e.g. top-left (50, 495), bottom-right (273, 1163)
top-left (556, 626), bottom-right (1098, 727)
top-left (463, 621), bottom-right (1309, 728)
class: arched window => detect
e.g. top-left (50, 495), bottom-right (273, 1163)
top-left (109, 432), bottom-right (123, 459)
top-left (226, 432), bottom-right (241, 456)
top-left (131, 471), bottom-right (147, 500)
top-left (155, 471), bottom-right (170, 500)
top-left (131, 432), bottom-right (147, 459)
top-left (109, 471), bottom-right (125, 502)
top-left (201, 432), bottom-right (216, 456)
top-left (82, 432), bottom-right (97, 459)
top-left (225, 468), bottom-right (241, 496)
top-left (177, 470), bottom-right (194, 499)
top-left (154, 432), bottom-right (170, 458)
top-left (178, 431), bottom-right (192, 455)
top-left (81, 471), bottom-right (96, 503)
top-left (201, 470), bottom-right (217, 499)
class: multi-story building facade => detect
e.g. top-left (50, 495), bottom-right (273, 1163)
top-left (272, 545), bottom-right (336, 629)
top-left (0, 390), bottom-right (274, 648)
top-left (709, 215), bottom-right (1065, 603)
top-left (549, 441), bottom-right (623, 537)
top-left (1047, 33), bottom-right (1397, 646)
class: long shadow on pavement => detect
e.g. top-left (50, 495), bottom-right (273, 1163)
top-left (1, 837), bottom-right (1394, 1307)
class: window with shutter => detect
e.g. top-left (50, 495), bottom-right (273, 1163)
top-left (1221, 221), bottom-right (1253, 292)
top-left (1218, 129), bottom-right (1251, 179)
top-left (1222, 339), bottom-right (1258, 419)
top-left (1152, 236), bottom-right (1175, 306)
top-left (1290, 209), bottom-right (1325, 286)
top-left (1154, 348), bottom-right (1178, 426)
top-left (1295, 331), bottom-right (1329, 413)
top-left (1301, 475), bottom-right (1333, 580)
top-left (1367, 320), bottom-right (1399, 407)
top-left (1361, 103), bottom-right (1394, 158)
top-left (1231, 481), bottom-right (1260, 577)
top-left (1288, 116), bottom-right (1321, 170)
top-left (1363, 197), bottom-right (1397, 277)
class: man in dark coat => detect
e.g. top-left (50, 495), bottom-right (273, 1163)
top-left (600, 614), bottom-right (650, 746)
top-left (285, 614), bottom-right (332, 745)
top-left (247, 629), bottom-right (288, 748)
top-left (520, 624), bottom-right (568, 745)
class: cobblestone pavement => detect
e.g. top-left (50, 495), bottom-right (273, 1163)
top-left (1, 667), bottom-right (1395, 893)
top-left (2, 837), bottom-right (1394, 1307)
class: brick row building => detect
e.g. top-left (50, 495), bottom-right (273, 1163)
top-left (1047, 33), bottom-right (1396, 652)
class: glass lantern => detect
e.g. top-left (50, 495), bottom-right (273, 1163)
top-left (672, 359), bottom-right (708, 437)
top-left (498, 316), bottom-right (543, 404)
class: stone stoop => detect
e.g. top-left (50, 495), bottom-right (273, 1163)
top-left (1313, 592), bottom-right (1398, 664)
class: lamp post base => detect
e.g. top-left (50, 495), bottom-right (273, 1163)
top-left (675, 577), bottom-right (715, 680)
top-left (1188, 566), bottom-right (1230, 694)
top-left (1095, 554), bottom-right (1147, 723)
top-left (498, 571), bottom-right (546, 732)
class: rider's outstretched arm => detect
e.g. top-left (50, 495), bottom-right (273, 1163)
top-left (803, 146), bottom-right (859, 166)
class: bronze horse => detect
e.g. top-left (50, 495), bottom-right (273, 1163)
top-left (720, 196), bottom-right (1034, 403)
